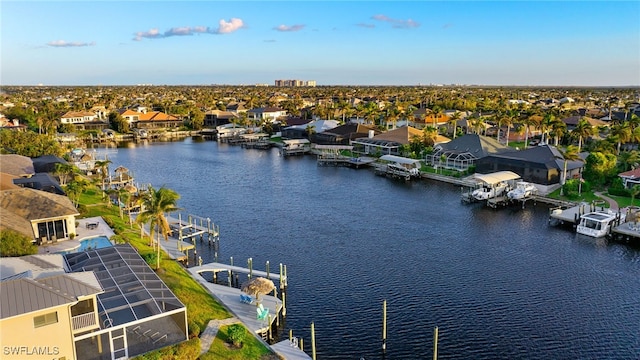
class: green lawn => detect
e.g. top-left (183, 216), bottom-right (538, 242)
top-left (201, 325), bottom-right (274, 360)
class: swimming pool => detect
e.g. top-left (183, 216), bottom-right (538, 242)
top-left (78, 236), bottom-right (113, 251)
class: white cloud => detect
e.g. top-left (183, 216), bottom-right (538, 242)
top-left (273, 24), bottom-right (305, 32)
top-left (132, 18), bottom-right (245, 41)
top-left (215, 18), bottom-right (245, 34)
top-left (371, 14), bottom-right (420, 29)
top-left (47, 40), bottom-right (95, 47)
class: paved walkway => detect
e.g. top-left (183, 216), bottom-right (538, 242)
top-left (199, 317), bottom-right (241, 354)
top-left (594, 191), bottom-right (619, 211)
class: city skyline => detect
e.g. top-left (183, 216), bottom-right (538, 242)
top-left (2, 1), bottom-right (639, 87)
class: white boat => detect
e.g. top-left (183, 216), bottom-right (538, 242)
top-left (472, 182), bottom-right (509, 200)
top-left (507, 182), bottom-right (537, 200)
top-left (576, 210), bottom-right (624, 238)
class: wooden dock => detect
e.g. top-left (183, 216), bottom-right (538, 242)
top-left (548, 203), bottom-right (607, 226)
top-left (188, 261), bottom-right (289, 342)
top-left (317, 155), bottom-right (376, 168)
top-left (611, 221), bottom-right (640, 243)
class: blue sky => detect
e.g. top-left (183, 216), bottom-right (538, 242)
top-left (2, 1), bottom-right (639, 86)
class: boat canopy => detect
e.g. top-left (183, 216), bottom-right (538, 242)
top-left (472, 171), bottom-right (521, 185)
top-left (282, 139), bottom-right (310, 145)
top-left (379, 155), bottom-right (422, 166)
top-left (314, 144), bottom-right (353, 150)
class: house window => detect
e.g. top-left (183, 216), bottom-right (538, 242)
top-left (34, 312), bottom-right (58, 328)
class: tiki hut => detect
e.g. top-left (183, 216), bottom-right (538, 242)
top-left (240, 277), bottom-right (275, 304)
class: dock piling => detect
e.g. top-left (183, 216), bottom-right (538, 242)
top-left (311, 322), bottom-right (316, 360)
top-left (382, 300), bottom-right (387, 352)
top-left (433, 326), bottom-right (439, 360)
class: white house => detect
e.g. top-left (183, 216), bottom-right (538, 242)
top-left (60, 111), bottom-right (97, 124)
top-left (247, 107), bottom-right (287, 123)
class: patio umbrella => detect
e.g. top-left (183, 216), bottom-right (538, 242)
top-left (240, 277), bottom-right (275, 304)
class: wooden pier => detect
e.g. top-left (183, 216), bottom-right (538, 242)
top-left (548, 202), bottom-right (609, 227)
top-left (189, 260), bottom-right (289, 342)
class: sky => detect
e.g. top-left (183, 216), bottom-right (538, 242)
top-left (1, 1), bottom-right (639, 87)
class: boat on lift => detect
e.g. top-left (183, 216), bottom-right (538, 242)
top-left (576, 209), bottom-right (624, 238)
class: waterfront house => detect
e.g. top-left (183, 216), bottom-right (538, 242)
top-left (0, 256), bottom-right (104, 360)
top-left (60, 111), bottom-right (109, 131)
top-left (475, 144), bottom-right (583, 193)
top-left (247, 107), bottom-right (287, 123)
top-left (425, 134), bottom-right (515, 172)
top-left (282, 119), bottom-right (340, 140)
top-left (204, 109), bottom-right (238, 128)
top-left (352, 126), bottom-right (448, 156)
top-left (618, 168), bottom-right (640, 189)
top-left (1, 245), bottom-right (188, 360)
top-left (136, 111), bottom-right (182, 130)
top-left (0, 187), bottom-right (79, 244)
top-left (312, 123), bottom-right (379, 145)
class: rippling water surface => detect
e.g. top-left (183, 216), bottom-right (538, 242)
top-left (105, 138), bottom-right (640, 359)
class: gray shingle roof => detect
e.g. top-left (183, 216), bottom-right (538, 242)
top-left (438, 134), bottom-right (514, 158)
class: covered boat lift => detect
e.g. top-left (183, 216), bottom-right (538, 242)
top-left (375, 155), bottom-right (422, 180)
top-left (462, 171), bottom-right (521, 205)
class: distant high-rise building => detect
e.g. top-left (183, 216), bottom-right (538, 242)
top-left (274, 79), bottom-right (316, 87)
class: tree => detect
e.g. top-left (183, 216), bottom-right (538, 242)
top-left (447, 111), bottom-right (462, 139)
top-left (64, 175), bottom-right (91, 207)
top-left (189, 108), bottom-right (205, 130)
top-left (571, 117), bottom-right (594, 152)
top-left (0, 230), bottom-right (37, 257)
top-left (136, 186), bottom-right (181, 270)
top-left (618, 150), bottom-right (640, 172)
top-left (550, 118), bottom-right (567, 147)
top-left (583, 151), bottom-right (617, 187)
top-left (108, 112), bottom-right (129, 133)
top-left (610, 122), bottom-right (631, 155)
top-left (94, 159), bottom-right (112, 192)
top-left (54, 162), bottom-right (76, 186)
top-left (0, 130), bottom-right (64, 157)
top-left (559, 145), bottom-right (579, 195)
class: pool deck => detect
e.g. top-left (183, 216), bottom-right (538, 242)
top-left (38, 216), bottom-right (115, 254)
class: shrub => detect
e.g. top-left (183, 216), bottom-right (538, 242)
top-left (0, 230), bottom-right (38, 257)
top-left (109, 234), bottom-right (126, 244)
top-left (141, 252), bottom-right (157, 267)
top-left (227, 324), bottom-right (246, 346)
top-left (188, 321), bottom-right (200, 338)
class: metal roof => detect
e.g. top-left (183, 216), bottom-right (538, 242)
top-left (0, 273), bottom-right (102, 320)
top-left (379, 155), bottom-right (422, 165)
top-left (472, 171), bottom-right (521, 185)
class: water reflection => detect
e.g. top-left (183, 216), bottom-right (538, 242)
top-left (104, 138), bottom-right (640, 360)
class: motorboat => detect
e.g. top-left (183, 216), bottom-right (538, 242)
top-left (507, 182), bottom-right (537, 200)
top-left (472, 182), bottom-right (509, 200)
top-left (576, 210), bottom-right (624, 238)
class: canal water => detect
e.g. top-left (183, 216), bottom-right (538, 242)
top-left (104, 138), bottom-right (640, 359)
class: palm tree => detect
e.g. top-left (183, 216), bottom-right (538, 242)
top-left (618, 150), bottom-right (640, 172)
top-left (447, 111), bottom-right (462, 139)
top-left (136, 186), bottom-right (181, 270)
top-left (54, 163), bottom-right (76, 186)
top-left (571, 117), bottom-right (594, 152)
top-left (540, 112), bottom-right (555, 144)
top-left (94, 159), bottom-right (112, 192)
top-left (610, 122), bottom-right (631, 155)
top-left (559, 145), bottom-right (580, 196)
top-left (550, 118), bottom-right (567, 147)
top-left (422, 126), bottom-right (439, 147)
